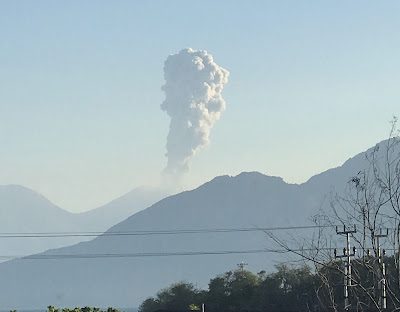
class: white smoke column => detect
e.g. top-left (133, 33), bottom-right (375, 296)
top-left (161, 48), bottom-right (229, 177)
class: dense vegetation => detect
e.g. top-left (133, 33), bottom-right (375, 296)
top-left (139, 264), bottom-right (320, 312)
top-left (139, 256), bottom-right (400, 312)
top-left (45, 306), bottom-right (120, 312)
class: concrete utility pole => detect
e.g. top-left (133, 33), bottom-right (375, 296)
top-left (335, 225), bottom-right (357, 311)
top-left (375, 228), bottom-right (388, 310)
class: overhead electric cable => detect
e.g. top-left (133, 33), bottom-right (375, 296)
top-left (0, 225), bottom-right (333, 238)
top-left (1, 246), bottom-right (397, 261)
top-left (0, 247), bottom-right (335, 260)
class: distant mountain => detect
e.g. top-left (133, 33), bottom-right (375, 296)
top-left (0, 185), bottom-right (79, 256)
top-left (0, 185), bottom-right (166, 258)
top-left (0, 185), bottom-right (73, 232)
top-left (0, 138), bottom-right (381, 310)
top-left (77, 186), bottom-right (168, 231)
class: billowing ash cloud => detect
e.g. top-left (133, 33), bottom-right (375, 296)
top-left (161, 48), bottom-right (229, 176)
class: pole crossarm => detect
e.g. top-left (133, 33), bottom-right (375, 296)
top-left (334, 225), bottom-right (357, 311)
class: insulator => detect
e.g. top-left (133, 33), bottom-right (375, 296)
top-left (343, 248), bottom-right (346, 255)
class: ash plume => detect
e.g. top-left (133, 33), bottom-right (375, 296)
top-left (161, 48), bottom-right (229, 177)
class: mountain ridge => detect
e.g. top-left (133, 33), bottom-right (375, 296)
top-left (0, 171), bottom-right (334, 308)
top-left (0, 184), bottom-right (166, 258)
top-left (0, 140), bottom-right (395, 309)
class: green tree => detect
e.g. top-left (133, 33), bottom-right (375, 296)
top-left (205, 268), bottom-right (260, 312)
top-left (139, 282), bottom-right (202, 312)
top-left (47, 306), bottom-right (59, 312)
top-left (227, 269), bottom-right (260, 310)
top-left (139, 298), bottom-right (160, 312)
top-left (139, 265), bottom-right (319, 312)
top-left (207, 275), bottom-right (229, 311)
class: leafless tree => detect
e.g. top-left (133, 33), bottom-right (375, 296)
top-left (268, 118), bottom-right (400, 311)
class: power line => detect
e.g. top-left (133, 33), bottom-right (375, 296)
top-left (5, 247), bottom-right (331, 261)
top-left (0, 225), bottom-right (331, 238)
top-left (0, 246), bottom-right (397, 261)
top-left (0, 225), bottom-right (345, 261)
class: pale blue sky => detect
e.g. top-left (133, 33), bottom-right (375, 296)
top-left (1, 1), bottom-right (399, 212)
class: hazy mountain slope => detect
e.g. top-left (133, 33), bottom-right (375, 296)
top-left (0, 185), bottom-right (73, 231)
top-left (0, 185), bottom-right (80, 256)
top-left (0, 173), bottom-right (327, 309)
top-left (303, 140), bottom-right (391, 194)
top-left (77, 186), bottom-right (167, 231)
top-left (304, 151), bottom-right (367, 195)
top-left (0, 141), bottom-right (389, 309)
top-left (0, 185), bottom-right (166, 258)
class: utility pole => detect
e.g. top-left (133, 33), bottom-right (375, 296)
top-left (375, 228), bottom-right (388, 310)
top-left (334, 225), bottom-right (357, 311)
top-left (237, 262), bottom-right (248, 272)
